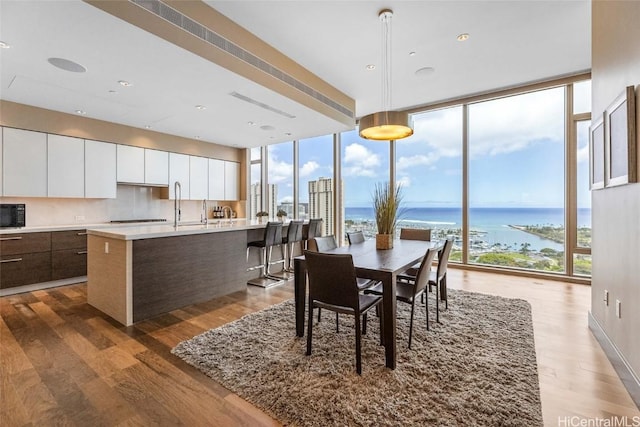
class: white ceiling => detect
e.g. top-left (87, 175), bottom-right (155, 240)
top-left (0, 0), bottom-right (591, 149)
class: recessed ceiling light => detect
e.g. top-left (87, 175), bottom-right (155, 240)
top-left (48, 57), bottom-right (87, 73)
top-left (0, 41), bottom-right (10, 49)
top-left (75, 110), bottom-right (87, 115)
top-left (118, 80), bottom-right (133, 87)
top-left (108, 90), bottom-right (117, 94)
top-left (195, 105), bottom-right (207, 110)
top-left (366, 64), bottom-right (376, 70)
top-left (415, 67), bottom-right (435, 77)
top-left (144, 125), bottom-right (151, 129)
top-left (409, 51), bottom-right (416, 57)
top-left (195, 135), bottom-right (201, 139)
top-left (247, 121), bottom-right (256, 125)
top-left (457, 33), bottom-right (470, 42)
top-left (285, 132), bottom-right (292, 136)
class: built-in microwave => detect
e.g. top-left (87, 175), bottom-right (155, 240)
top-left (0, 204), bottom-right (26, 228)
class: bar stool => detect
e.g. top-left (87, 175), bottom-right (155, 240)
top-left (283, 220), bottom-right (304, 272)
top-left (247, 221), bottom-right (284, 282)
top-left (302, 218), bottom-right (323, 249)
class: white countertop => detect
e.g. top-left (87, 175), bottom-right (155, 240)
top-left (86, 219), bottom-right (272, 240)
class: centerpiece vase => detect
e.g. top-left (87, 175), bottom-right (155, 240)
top-left (376, 233), bottom-right (394, 250)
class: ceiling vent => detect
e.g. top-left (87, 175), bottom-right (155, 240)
top-left (130, 0), bottom-right (354, 119)
top-left (230, 91), bottom-right (296, 119)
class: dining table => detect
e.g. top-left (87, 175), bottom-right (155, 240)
top-left (293, 238), bottom-right (443, 370)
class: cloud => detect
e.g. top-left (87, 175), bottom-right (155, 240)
top-left (279, 195), bottom-right (293, 203)
top-left (267, 150), bottom-right (292, 184)
top-left (343, 143), bottom-right (381, 176)
top-left (299, 160), bottom-right (319, 177)
top-left (397, 153), bottom-right (439, 170)
top-left (397, 176), bottom-right (411, 188)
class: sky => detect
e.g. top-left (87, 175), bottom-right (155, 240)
top-left (264, 83), bottom-right (592, 209)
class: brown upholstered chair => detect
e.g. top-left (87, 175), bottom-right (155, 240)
top-left (346, 230), bottom-right (365, 244)
top-left (304, 250), bottom-right (383, 374)
top-left (310, 235), bottom-right (376, 329)
top-left (428, 238), bottom-right (454, 318)
top-left (365, 247), bottom-right (438, 349)
top-left (400, 227), bottom-right (432, 241)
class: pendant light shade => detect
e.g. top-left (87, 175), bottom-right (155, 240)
top-left (359, 111), bottom-right (413, 140)
top-left (359, 9), bottom-right (413, 141)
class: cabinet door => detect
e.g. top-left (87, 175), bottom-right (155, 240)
top-left (3, 128), bottom-right (47, 197)
top-left (168, 153), bottom-right (190, 199)
top-left (208, 159), bottom-right (225, 200)
top-left (0, 252), bottom-right (51, 289)
top-left (224, 161), bottom-right (240, 200)
top-left (85, 140), bottom-right (117, 198)
top-left (51, 249), bottom-right (87, 280)
top-left (117, 145), bottom-right (145, 183)
top-left (144, 149), bottom-right (169, 186)
top-left (48, 134), bottom-right (85, 198)
top-left (189, 156), bottom-right (208, 200)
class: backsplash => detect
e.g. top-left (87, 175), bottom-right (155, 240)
top-left (1, 185), bottom-right (243, 227)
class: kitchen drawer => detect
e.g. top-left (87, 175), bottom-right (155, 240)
top-left (0, 252), bottom-right (52, 288)
top-left (51, 230), bottom-right (87, 251)
top-left (52, 248), bottom-right (87, 280)
top-left (0, 232), bottom-right (51, 255)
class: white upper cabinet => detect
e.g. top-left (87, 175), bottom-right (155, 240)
top-left (189, 156), bottom-right (208, 200)
top-left (144, 149), bottom-right (169, 186)
top-left (208, 158), bottom-right (225, 200)
top-left (117, 145), bottom-right (145, 184)
top-left (224, 161), bottom-right (240, 200)
top-left (85, 140), bottom-right (117, 198)
top-left (3, 128), bottom-right (48, 197)
top-left (168, 152), bottom-right (190, 200)
top-left (48, 134), bottom-right (85, 198)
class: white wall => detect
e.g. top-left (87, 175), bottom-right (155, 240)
top-left (1, 186), bottom-right (215, 226)
top-left (591, 0), bottom-right (640, 382)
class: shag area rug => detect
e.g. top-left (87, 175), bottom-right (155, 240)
top-left (172, 289), bottom-right (542, 426)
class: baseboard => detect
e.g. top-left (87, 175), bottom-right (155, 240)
top-left (589, 311), bottom-right (640, 409)
top-left (0, 276), bottom-right (87, 297)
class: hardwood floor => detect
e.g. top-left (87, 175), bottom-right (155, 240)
top-left (1, 269), bottom-right (638, 426)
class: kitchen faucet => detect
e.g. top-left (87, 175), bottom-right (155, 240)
top-left (221, 205), bottom-right (232, 219)
top-left (174, 181), bottom-right (182, 228)
top-left (201, 199), bottom-right (208, 225)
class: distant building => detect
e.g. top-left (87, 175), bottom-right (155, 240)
top-left (250, 183), bottom-right (277, 218)
top-left (308, 177), bottom-right (334, 235)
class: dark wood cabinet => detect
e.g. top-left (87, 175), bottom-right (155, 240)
top-left (51, 229), bottom-right (87, 281)
top-left (1, 229), bottom-right (87, 290)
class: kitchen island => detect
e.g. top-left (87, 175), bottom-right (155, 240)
top-left (86, 220), bottom-right (281, 326)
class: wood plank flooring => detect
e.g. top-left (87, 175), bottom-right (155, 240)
top-left (1, 269), bottom-right (638, 426)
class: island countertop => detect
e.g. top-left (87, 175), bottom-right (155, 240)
top-left (86, 219), bottom-right (275, 240)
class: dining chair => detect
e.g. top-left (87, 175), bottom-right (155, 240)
top-left (400, 227), bottom-right (432, 241)
top-left (346, 230), bottom-right (365, 244)
top-left (428, 238), bottom-right (454, 320)
top-left (304, 250), bottom-right (383, 374)
top-left (365, 247), bottom-right (438, 349)
top-left (310, 235), bottom-right (379, 330)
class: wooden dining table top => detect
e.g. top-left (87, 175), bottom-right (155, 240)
top-left (293, 237), bottom-right (443, 370)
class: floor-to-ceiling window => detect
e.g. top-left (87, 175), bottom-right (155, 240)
top-left (267, 141), bottom-right (293, 219)
top-left (467, 87), bottom-right (566, 272)
top-left (396, 106), bottom-right (463, 260)
top-left (257, 77), bottom-right (591, 279)
top-left (572, 79), bottom-right (592, 275)
top-left (341, 129), bottom-right (390, 242)
top-left (299, 135), bottom-right (334, 234)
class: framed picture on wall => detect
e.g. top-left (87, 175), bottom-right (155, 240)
top-left (589, 115), bottom-right (605, 190)
top-left (605, 85), bottom-right (637, 187)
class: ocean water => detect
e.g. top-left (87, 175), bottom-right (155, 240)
top-left (345, 207), bottom-right (592, 252)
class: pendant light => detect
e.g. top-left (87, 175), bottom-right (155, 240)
top-left (359, 9), bottom-right (413, 141)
